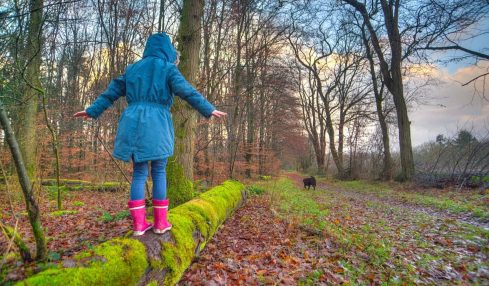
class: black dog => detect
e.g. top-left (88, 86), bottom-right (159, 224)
top-left (303, 176), bottom-right (316, 190)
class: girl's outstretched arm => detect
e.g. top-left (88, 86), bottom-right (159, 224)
top-left (73, 111), bottom-right (90, 120)
top-left (77, 74), bottom-right (126, 119)
top-left (168, 65), bottom-right (222, 118)
top-left (210, 110), bottom-right (227, 118)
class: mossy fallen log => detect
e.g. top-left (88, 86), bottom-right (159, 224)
top-left (17, 180), bottom-right (246, 286)
top-left (15, 238), bottom-right (147, 286)
top-left (41, 179), bottom-right (128, 192)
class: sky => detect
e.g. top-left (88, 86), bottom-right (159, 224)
top-left (409, 22), bottom-right (489, 146)
top-left (410, 64), bottom-right (489, 146)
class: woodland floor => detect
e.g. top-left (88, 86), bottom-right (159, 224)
top-left (0, 187), bottom-right (132, 283)
top-left (179, 173), bottom-right (489, 285)
top-left (1, 173), bottom-right (489, 285)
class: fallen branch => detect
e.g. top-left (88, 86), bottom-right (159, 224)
top-left (0, 221), bottom-right (31, 264)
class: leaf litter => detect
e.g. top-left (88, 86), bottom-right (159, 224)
top-left (180, 173), bottom-right (489, 285)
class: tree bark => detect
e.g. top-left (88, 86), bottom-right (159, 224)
top-left (227, 4), bottom-right (246, 178)
top-left (342, 0), bottom-right (415, 180)
top-left (244, 41), bottom-right (255, 178)
top-left (0, 221), bottom-right (32, 262)
top-left (167, 0), bottom-right (204, 204)
top-left (16, 0), bottom-right (44, 181)
top-left (361, 24), bottom-right (393, 180)
top-left (158, 0), bottom-right (165, 32)
top-left (0, 101), bottom-right (46, 261)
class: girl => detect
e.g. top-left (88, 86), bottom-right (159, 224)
top-left (74, 33), bottom-right (226, 236)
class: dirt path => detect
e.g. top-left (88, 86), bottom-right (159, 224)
top-left (322, 181), bottom-right (489, 231)
top-left (180, 175), bottom-right (489, 285)
top-left (314, 185), bottom-right (488, 283)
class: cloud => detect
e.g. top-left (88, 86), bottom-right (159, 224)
top-left (410, 62), bottom-right (489, 146)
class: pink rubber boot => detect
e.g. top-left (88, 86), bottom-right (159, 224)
top-left (128, 199), bottom-right (153, 236)
top-left (153, 199), bottom-right (172, 234)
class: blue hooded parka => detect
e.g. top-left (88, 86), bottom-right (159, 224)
top-left (86, 33), bottom-right (215, 163)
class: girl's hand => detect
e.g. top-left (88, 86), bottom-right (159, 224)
top-left (211, 110), bottom-right (227, 118)
top-left (73, 111), bottom-right (90, 120)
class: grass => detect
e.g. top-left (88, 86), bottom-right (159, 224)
top-left (258, 179), bottom-right (400, 282)
top-left (256, 179), bottom-right (329, 233)
top-left (246, 185), bottom-right (267, 196)
top-left (72, 201), bottom-right (85, 207)
top-left (42, 179), bottom-right (129, 193)
top-left (333, 180), bottom-right (489, 219)
top-left (298, 269), bottom-right (323, 285)
top-left (256, 176), bottom-right (489, 285)
top-left (99, 210), bottom-right (129, 222)
top-left (50, 210), bottom-right (78, 217)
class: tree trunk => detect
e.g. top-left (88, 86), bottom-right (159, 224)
top-left (167, 0), bottom-right (204, 205)
top-left (0, 102), bottom-right (46, 261)
top-left (338, 115), bottom-right (345, 169)
top-left (376, 96), bottom-right (393, 180)
top-left (361, 25), bottom-right (393, 180)
top-left (314, 143), bottom-right (325, 172)
top-left (391, 80), bottom-right (414, 180)
top-left (0, 222), bottom-right (32, 262)
top-left (323, 93), bottom-right (344, 178)
top-left (16, 0), bottom-right (43, 181)
top-left (342, 0), bottom-right (415, 180)
top-left (244, 56), bottom-right (254, 178)
top-left (326, 122), bottom-right (344, 178)
top-left (158, 0), bottom-right (165, 32)
top-left (227, 6), bottom-right (246, 178)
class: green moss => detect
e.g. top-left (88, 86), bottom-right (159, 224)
top-left (16, 238), bottom-right (147, 286)
top-left (166, 159), bottom-right (196, 207)
top-left (259, 175), bottom-right (271, 180)
top-left (49, 210), bottom-right (78, 217)
top-left (42, 179), bottom-right (128, 192)
top-left (145, 281), bottom-right (158, 286)
top-left (72, 201), bottom-right (84, 207)
top-left (170, 201), bottom-right (214, 239)
top-left (153, 180), bottom-right (244, 285)
top-left (41, 179), bottom-right (91, 186)
top-left (18, 180), bottom-right (245, 286)
top-left (159, 213), bottom-right (196, 285)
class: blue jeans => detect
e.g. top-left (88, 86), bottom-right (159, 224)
top-left (130, 158), bottom-right (168, 200)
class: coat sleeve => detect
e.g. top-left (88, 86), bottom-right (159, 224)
top-left (167, 65), bottom-right (216, 118)
top-left (85, 74), bottom-right (126, 119)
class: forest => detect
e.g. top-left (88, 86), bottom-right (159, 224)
top-left (0, 0), bottom-right (488, 285)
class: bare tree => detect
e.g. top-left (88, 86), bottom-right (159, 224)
top-left (14, 0), bottom-right (44, 181)
top-left (341, 0), bottom-right (415, 180)
top-left (359, 20), bottom-right (393, 180)
top-left (341, 0), bottom-right (488, 180)
top-left (0, 101), bottom-right (46, 261)
top-left (294, 62), bottom-right (328, 173)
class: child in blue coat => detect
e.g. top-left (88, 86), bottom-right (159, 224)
top-left (74, 33), bottom-right (226, 236)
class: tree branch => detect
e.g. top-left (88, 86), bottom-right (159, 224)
top-left (420, 45), bottom-right (489, 60)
